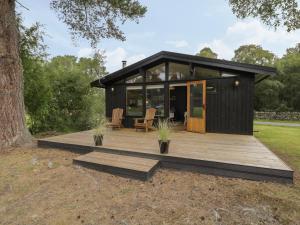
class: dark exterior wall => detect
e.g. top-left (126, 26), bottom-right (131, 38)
top-left (105, 84), bottom-right (126, 122)
top-left (206, 75), bottom-right (255, 135)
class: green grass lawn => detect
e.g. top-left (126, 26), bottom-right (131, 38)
top-left (254, 124), bottom-right (300, 172)
top-left (255, 119), bottom-right (300, 124)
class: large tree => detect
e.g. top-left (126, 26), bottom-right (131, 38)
top-left (0, 0), bottom-right (146, 148)
top-left (196, 47), bottom-right (218, 59)
top-left (232, 44), bottom-right (277, 66)
top-left (229, 0), bottom-right (300, 31)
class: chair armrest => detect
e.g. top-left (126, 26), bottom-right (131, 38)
top-left (145, 118), bottom-right (154, 122)
top-left (134, 118), bottom-right (144, 123)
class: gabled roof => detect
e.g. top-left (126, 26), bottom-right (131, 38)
top-left (91, 51), bottom-right (276, 87)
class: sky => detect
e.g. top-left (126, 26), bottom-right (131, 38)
top-left (18, 0), bottom-right (300, 73)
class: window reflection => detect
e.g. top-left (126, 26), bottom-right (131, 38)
top-left (146, 64), bottom-right (165, 82)
top-left (194, 67), bottom-right (220, 79)
top-left (126, 73), bottom-right (143, 83)
top-left (169, 63), bottom-right (190, 80)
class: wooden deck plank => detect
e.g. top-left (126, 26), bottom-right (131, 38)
top-left (38, 128), bottom-right (293, 183)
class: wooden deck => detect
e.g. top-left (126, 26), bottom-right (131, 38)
top-left (38, 129), bottom-right (294, 183)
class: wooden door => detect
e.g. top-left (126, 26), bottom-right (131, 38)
top-left (187, 81), bottom-right (206, 133)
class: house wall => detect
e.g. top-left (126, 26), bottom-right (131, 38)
top-left (105, 67), bottom-right (255, 135)
top-left (206, 75), bottom-right (254, 135)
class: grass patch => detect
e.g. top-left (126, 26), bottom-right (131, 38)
top-left (254, 125), bottom-right (300, 171)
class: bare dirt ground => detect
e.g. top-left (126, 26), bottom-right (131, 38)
top-left (1, 145), bottom-right (300, 225)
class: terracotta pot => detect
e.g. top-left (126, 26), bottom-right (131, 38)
top-left (93, 134), bottom-right (103, 146)
top-left (158, 140), bottom-right (170, 154)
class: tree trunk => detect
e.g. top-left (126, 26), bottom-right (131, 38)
top-left (0, 0), bottom-right (31, 149)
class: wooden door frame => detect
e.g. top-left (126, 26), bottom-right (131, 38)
top-left (187, 80), bottom-right (206, 133)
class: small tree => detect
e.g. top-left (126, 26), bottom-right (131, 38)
top-left (196, 47), bottom-right (218, 59)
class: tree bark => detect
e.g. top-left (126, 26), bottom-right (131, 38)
top-left (0, 0), bottom-right (31, 149)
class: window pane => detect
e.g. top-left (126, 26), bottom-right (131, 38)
top-left (126, 73), bottom-right (143, 83)
top-left (194, 67), bottom-right (219, 79)
top-left (126, 86), bottom-right (143, 116)
top-left (146, 64), bottom-right (165, 82)
top-left (190, 83), bottom-right (203, 118)
top-left (146, 85), bottom-right (164, 116)
top-left (169, 63), bottom-right (190, 80)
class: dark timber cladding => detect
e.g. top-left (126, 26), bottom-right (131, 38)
top-left (92, 51), bottom-right (276, 135)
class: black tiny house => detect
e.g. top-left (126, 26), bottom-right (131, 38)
top-left (91, 51), bottom-right (276, 135)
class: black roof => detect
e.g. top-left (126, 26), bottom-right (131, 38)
top-left (91, 51), bottom-right (276, 87)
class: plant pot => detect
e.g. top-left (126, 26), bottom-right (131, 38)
top-left (158, 140), bottom-right (170, 154)
top-left (94, 134), bottom-right (103, 146)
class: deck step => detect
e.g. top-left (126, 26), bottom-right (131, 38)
top-left (73, 151), bottom-right (160, 181)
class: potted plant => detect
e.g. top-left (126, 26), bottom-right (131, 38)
top-left (93, 118), bottom-right (106, 146)
top-left (157, 120), bottom-right (171, 154)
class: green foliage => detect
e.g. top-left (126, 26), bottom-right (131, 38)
top-left (254, 79), bottom-right (285, 111)
top-left (196, 47), bottom-right (218, 59)
top-left (19, 15), bottom-right (107, 134)
top-left (277, 47), bottom-right (300, 111)
top-left (157, 120), bottom-right (171, 142)
top-left (229, 0), bottom-right (300, 32)
top-left (18, 16), bottom-right (52, 133)
top-left (50, 0), bottom-right (147, 46)
top-left (232, 44), bottom-right (277, 66)
top-left (44, 55), bottom-right (106, 132)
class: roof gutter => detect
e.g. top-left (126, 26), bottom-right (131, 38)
top-left (255, 74), bottom-right (270, 84)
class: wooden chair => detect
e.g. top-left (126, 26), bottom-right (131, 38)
top-left (106, 108), bottom-right (124, 129)
top-left (134, 108), bottom-right (156, 132)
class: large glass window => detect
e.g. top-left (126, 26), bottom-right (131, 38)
top-left (146, 63), bottom-right (165, 82)
top-left (194, 67), bottom-right (220, 79)
top-left (126, 73), bottom-right (143, 83)
top-left (146, 85), bottom-right (165, 116)
top-left (169, 63), bottom-right (190, 80)
top-left (190, 83), bottom-right (203, 118)
top-left (126, 86), bottom-right (143, 116)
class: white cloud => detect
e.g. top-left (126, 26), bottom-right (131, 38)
top-left (197, 20), bottom-right (300, 60)
top-left (77, 47), bottom-right (94, 58)
top-left (166, 40), bottom-right (189, 48)
top-left (105, 47), bottom-right (146, 72)
top-left (76, 47), bottom-right (146, 72)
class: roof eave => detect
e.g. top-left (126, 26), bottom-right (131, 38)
top-left (95, 51), bottom-right (277, 85)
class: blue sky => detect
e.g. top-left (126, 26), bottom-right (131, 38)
top-left (19, 0), bottom-right (300, 72)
